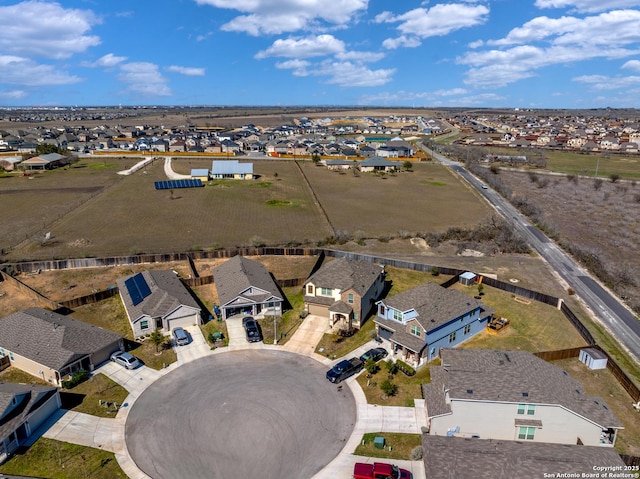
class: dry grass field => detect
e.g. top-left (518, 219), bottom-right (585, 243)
top-left (496, 170), bottom-right (640, 313)
top-left (300, 161), bottom-right (491, 237)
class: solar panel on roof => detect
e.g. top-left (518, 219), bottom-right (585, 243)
top-left (124, 273), bottom-right (152, 306)
top-left (154, 179), bottom-right (203, 190)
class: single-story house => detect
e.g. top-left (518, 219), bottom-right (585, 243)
top-left (210, 160), bottom-right (253, 180)
top-left (0, 383), bottom-right (61, 464)
top-left (18, 153), bottom-right (65, 170)
top-left (117, 270), bottom-right (202, 337)
top-left (374, 282), bottom-right (493, 366)
top-left (325, 159), bottom-right (353, 170)
top-left (191, 168), bottom-right (210, 181)
top-left (0, 308), bottom-right (123, 386)
top-left (212, 256), bottom-right (283, 320)
top-left (304, 258), bottom-right (385, 329)
top-left (0, 156), bottom-right (23, 171)
top-left (358, 156), bottom-right (398, 172)
top-left (423, 349), bottom-right (623, 447)
top-left (422, 435), bottom-right (626, 479)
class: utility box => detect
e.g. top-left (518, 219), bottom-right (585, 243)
top-left (579, 348), bottom-right (608, 370)
top-left (374, 436), bottom-right (385, 449)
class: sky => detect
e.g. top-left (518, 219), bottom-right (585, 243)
top-left (1, 0), bottom-right (640, 108)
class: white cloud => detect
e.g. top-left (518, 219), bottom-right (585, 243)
top-left (167, 65), bottom-right (206, 76)
top-left (83, 53), bottom-right (128, 68)
top-left (335, 51), bottom-right (384, 62)
top-left (118, 62), bottom-right (172, 97)
top-left (0, 90), bottom-right (27, 99)
top-left (380, 4), bottom-right (489, 49)
top-left (196, 32), bottom-right (213, 42)
top-left (310, 61), bottom-right (395, 87)
top-left (0, 1), bottom-right (100, 59)
top-left (490, 10), bottom-right (640, 48)
top-left (622, 59), bottom-right (640, 71)
top-left (195, 0), bottom-right (367, 35)
top-left (357, 89), bottom-right (504, 106)
top-left (382, 36), bottom-right (422, 50)
top-left (0, 56), bottom-right (81, 86)
top-left (573, 74), bottom-right (640, 89)
top-left (256, 35), bottom-right (346, 59)
top-left (275, 59), bottom-right (311, 76)
top-left (534, 0), bottom-right (640, 13)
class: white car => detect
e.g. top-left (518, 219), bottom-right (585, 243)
top-left (110, 351), bottom-right (141, 369)
top-left (481, 183), bottom-right (488, 189)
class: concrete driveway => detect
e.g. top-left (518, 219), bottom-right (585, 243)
top-left (125, 350), bottom-right (357, 479)
top-left (282, 314), bottom-right (329, 359)
top-left (174, 325), bottom-right (212, 365)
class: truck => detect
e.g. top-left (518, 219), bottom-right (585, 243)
top-left (353, 461), bottom-right (411, 479)
top-left (325, 357), bottom-right (363, 383)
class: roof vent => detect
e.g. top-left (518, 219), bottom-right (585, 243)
top-left (467, 389), bottom-right (473, 394)
top-left (522, 392), bottom-right (529, 397)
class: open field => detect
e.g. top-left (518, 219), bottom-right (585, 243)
top-left (2, 158), bottom-right (492, 261)
top-left (301, 161), bottom-right (492, 237)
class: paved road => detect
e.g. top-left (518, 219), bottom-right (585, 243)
top-left (423, 146), bottom-right (640, 363)
top-left (125, 350), bottom-right (357, 479)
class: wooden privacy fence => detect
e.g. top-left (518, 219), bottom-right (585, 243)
top-left (59, 287), bottom-right (119, 309)
top-left (534, 347), bottom-right (585, 361)
top-left (560, 301), bottom-right (596, 345)
top-left (0, 270), bottom-right (61, 310)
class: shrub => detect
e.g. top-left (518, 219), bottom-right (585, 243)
top-left (384, 359), bottom-right (397, 375)
top-left (430, 266), bottom-right (440, 277)
top-left (396, 359), bottom-right (416, 376)
top-left (62, 370), bottom-right (89, 389)
top-left (380, 379), bottom-right (398, 396)
top-left (410, 446), bottom-right (424, 461)
top-left (609, 174), bottom-right (621, 183)
top-left (365, 359), bottom-right (380, 375)
top-left (593, 178), bottom-right (604, 190)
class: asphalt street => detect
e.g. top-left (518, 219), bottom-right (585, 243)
top-left (426, 147), bottom-right (640, 364)
top-left (125, 349), bottom-right (357, 479)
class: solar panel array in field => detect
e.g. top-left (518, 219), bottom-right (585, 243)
top-left (124, 272), bottom-right (152, 306)
top-left (154, 179), bottom-right (203, 190)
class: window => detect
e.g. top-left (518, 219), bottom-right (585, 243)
top-left (464, 324), bottom-right (471, 334)
top-left (9, 352), bottom-right (14, 361)
top-left (410, 324), bottom-right (422, 337)
top-left (354, 313), bottom-right (358, 321)
top-left (307, 285), bottom-right (313, 294)
top-left (517, 404), bottom-right (535, 415)
top-left (448, 331), bottom-right (457, 343)
top-left (518, 427), bottom-right (535, 440)
top-left (379, 305), bottom-right (385, 315)
top-left (392, 310), bottom-right (403, 321)
top-left (0, 348), bottom-right (4, 357)
top-left (347, 293), bottom-right (354, 304)
top-left (320, 287), bottom-right (332, 296)
top-left (141, 320), bottom-right (150, 330)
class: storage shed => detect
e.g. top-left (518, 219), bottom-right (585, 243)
top-left (579, 348), bottom-right (608, 370)
top-left (459, 272), bottom-right (477, 286)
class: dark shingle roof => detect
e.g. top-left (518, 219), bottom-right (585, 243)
top-left (0, 383), bottom-right (58, 440)
top-left (306, 258), bottom-right (383, 296)
top-left (0, 308), bottom-right (122, 371)
top-left (116, 270), bottom-right (200, 320)
top-left (380, 282), bottom-right (492, 331)
top-left (213, 256), bottom-right (282, 306)
top-left (422, 435), bottom-right (625, 479)
top-left (427, 349), bottom-right (622, 428)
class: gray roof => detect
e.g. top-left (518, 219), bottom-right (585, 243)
top-left (379, 282), bottom-right (493, 332)
top-left (116, 270), bottom-right (200, 321)
top-left (210, 160), bottom-right (253, 175)
top-left (375, 316), bottom-right (425, 353)
top-left (306, 258), bottom-right (383, 296)
top-left (358, 156), bottom-right (397, 167)
top-left (0, 308), bottom-right (122, 371)
top-left (0, 382), bottom-right (58, 440)
top-left (422, 435), bottom-right (625, 479)
top-left (213, 256), bottom-right (282, 307)
top-left (425, 349), bottom-right (622, 429)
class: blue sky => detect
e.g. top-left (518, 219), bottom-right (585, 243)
top-left (1, 0), bottom-right (640, 108)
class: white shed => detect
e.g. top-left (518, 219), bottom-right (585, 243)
top-left (579, 348), bottom-right (608, 370)
top-left (459, 272), bottom-right (477, 286)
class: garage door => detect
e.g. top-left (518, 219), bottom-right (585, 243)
top-left (307, 304), bottom-right (329, 317)
top-left (168, 315), bottom-right (198, 331)
top-left (27, 392), bottom-right (60, 435)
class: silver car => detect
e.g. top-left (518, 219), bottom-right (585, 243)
top-left (110, 351), bottom-right (141, 369)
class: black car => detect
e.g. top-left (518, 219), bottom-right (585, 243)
top-left (360, 347), bottom-right (388, 363)
top-left (242, 316), bottom-right (262, 343)
top-left (326, 357), bottom-right (364, 383)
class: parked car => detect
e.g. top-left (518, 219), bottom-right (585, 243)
top-left (242, 316), bottom-right (262, 343)
top-left (110, 351), bottom-right (141, 370)
top-left (353, 461), bottom-right (411, 479)
top-left (326, 357), bottom-right (363, 383)
top-left (360, 347), bottom-right (388, 363)
top-left (172, 327), bottom-right (189, 346)
top-left (481, 183), bottom-right (488, 189)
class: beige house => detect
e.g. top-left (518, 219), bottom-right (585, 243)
top-left (304, 258), bottom-right (385, 329)
top-left (424, 349), bottom-right (623, 447)
top-left (0, 308), bottom-right (123, 386)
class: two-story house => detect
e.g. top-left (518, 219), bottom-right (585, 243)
top-left (304, 258), bottom-right (385, 330)
top-left (374, 282), bottom-right (493, 366)
top-left (423, 349), bottom-right (623, 447)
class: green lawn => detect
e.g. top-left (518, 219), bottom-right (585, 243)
top-left (0, 438), bottom-right (126, 479)
top-left (354, 433), bottom-right (422, 460)
top-left (61, 373), bottom-right (129, 418)
top-left (258, 287), bottom-right (305, 345)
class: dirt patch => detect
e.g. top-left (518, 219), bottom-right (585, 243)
top-left (0, 279), bottom-right (41, 316)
